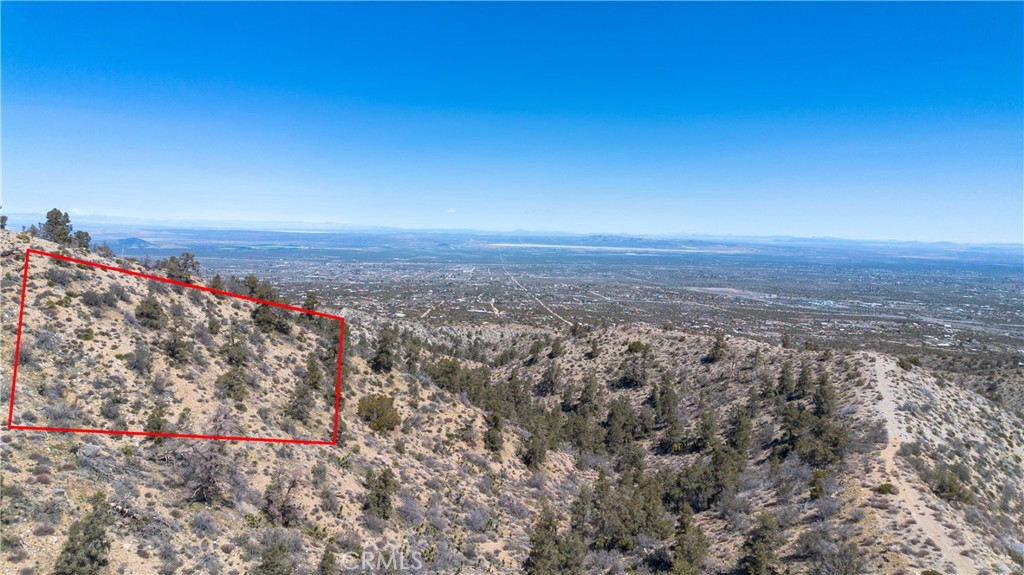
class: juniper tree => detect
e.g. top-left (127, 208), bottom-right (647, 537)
top-left (523, 505), bottom-right (561, 574)
top-left (521, 429), bottom-right (549, 470)
top-left (695, 401), bottom-right (720, 452)
top-left (302, 290), bottom-right (320, 312)
top-left (317, 546), bottom-right (337, 575)
top-left (587, 468), bottom-right (671, 552)
top-left (72, 230), bottom-right (92, 250)
top-left (357, 394), bottom-right (400, 432)
top-left (135, 296), bottom-right (168, 329)
top-left (285, 353), bottom-right (320, 424)
top-left (363, 466), bottom-right (399, 520)
top-left (672, 504), bottom-right (708, 575)
top-left (557, 532), bottom-right (586, 575)
top-left (216, 367), bottom-right (248, 402)
top-left (252, 304), bottom-right (291, 334)
top-left (241, 276), bottom-right (290, 333)
top-left (183, 406), bottom-right (248, 503)
top-left (651, 376), bottom-right (680, 428)
top-left (40, 208), bottom-right (73, 245)
top-left (263, 468), bottom-right (303, 526)
top-left (658, 410), bottom-right (687, 454)
top-left (740, 513), bottom-right (785, 575)
top-left (220, 335), bottom-right (248, 367)
top-left (52, 493), bottom-right (111, 575)
top-left (726, 403), bottom-right (754, 455)
top-left (161, 328), bottom-right (193, 364)
top-left (483, 411), bottom-right (504, 453)
top-left (670, 460), bottom-right (719, 513)
top-left (370, 324), bottom-right (398, 373)
top-left (604, 397), bottom-right (639, 455)
top-left (777, 361), bottom-right (795, 398)
top-left (576, 373), bottom-right (603, 418)
top-left (210, 274), bottom-right (225, 291)
top-left (548, 338), bottom-right (564, 359)
top-left (796, 362), bottom-right (814, 398)
top-left (252, 536), bottom-right (294, 575)
top-left (710, 442), bottom-right (746, 497)
top-left (812, 371), bottom-right (837, 418)
top-left (537, 362), bottom-right (562, 396)
top-left (706, 333), bottom-right (728, 363)
top-left (617, 354), bottom-right (646, 388)
top-left (303, 350), bottom-right (331, 399)
top-left (562, 410), bottom-right (605, 455)
top-left (162, 252), bottom-right (200, 282)
top-left (524, 504), bottom-right (585, 575)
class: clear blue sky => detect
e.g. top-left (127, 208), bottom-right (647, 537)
top-left (2, 2), bottom-right (1021, 243)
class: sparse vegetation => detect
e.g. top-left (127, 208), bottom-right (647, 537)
top-left (4, 220), bottom-right (1022, 575)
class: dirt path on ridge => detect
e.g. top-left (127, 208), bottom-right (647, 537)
top-left (868, 353), bottom-right (977, 575)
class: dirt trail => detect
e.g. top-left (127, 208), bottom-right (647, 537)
top-left (869, 353), bottom-right (977, 575)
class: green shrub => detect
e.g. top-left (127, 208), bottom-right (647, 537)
top-left (357, 394), bottom-right (400, 432)
top-left (220, 338), bottom-right (248, 367)
top-left (897, 357), bottom-right (920, 371)
top-left (52, 494), bottom-right (111, 575)
top-left (317, 547), bottom-right (337, 575)
top-left (81, 290), bottom-right (116, 308)
top-left (144, 405), bottom-right (168, 435)
top-left (216, 367), bottom-right (248, 401)
top-left (126, 342), bottom-right (153, 375)
top-left (875, 483), bottom-right (897, 495)
top-left (135, 296), bottom-right (167, 329)
top-left (161, 329), bottom-right (193, 363)
top-left (1008, 549), bottom-right (1024, 567)
top-left (932, 468), bottom-right (972, 503)
top-left (252, 535), bottom-right (294, 575)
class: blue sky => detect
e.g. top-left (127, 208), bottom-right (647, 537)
top-left (2, 2), bottom-right (1021, 243)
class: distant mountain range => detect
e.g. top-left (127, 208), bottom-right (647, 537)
top-left (103, 237), bottom-right (155, 250)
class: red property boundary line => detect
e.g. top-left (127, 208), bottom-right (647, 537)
top-left (6, 248), bottom-right (345, 445)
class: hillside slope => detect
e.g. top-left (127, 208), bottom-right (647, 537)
top-left (1, 229), bottom-right (1022, 575)
top-left (0, 232), bottom-right (580, 574)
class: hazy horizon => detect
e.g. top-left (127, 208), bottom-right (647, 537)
top-left (4, 210), bottom-right (1024, 249)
